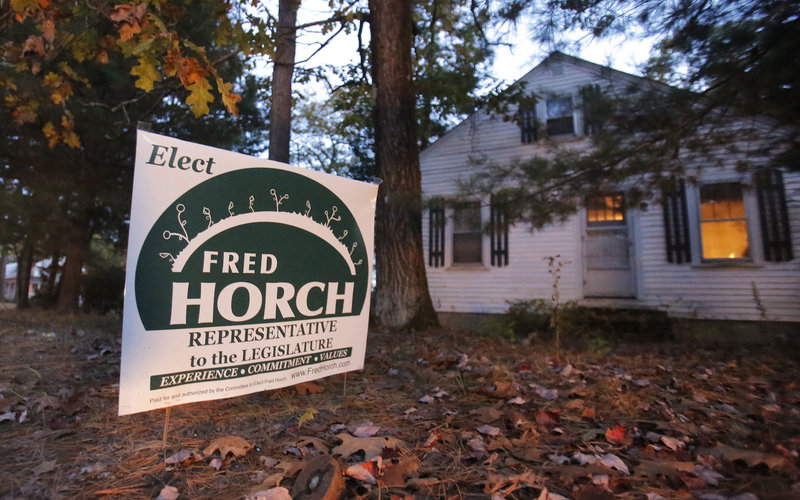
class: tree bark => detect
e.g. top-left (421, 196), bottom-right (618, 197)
top-left (15, 242), bottom-right (34, 309)
top-left (269, 0), bottom-right (300, 164)
top-left (56, 222), bottom-right (89, 313)
top-left (369, 0), bottom-right (438, 330)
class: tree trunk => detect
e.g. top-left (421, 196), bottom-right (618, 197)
top-left (15, 242), bottom-right (34, 309)
top-left (56, 223), bottom-right (89, 313)
top-left (369, 0), bottom-right (438, 330)
top-left (269, 0), bottom-right (300, 164)
top-left (0, 252), bottom-right (5, 302)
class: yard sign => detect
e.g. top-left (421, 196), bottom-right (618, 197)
top-left (118, 131), bottom-right (378, 415)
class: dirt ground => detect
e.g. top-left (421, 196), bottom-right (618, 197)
top-left (1, 310), bottom-right (799, 499)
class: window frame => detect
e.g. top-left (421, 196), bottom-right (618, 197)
top-left (686, 178), bottom-right (763, 266)
top-left (697, 182), bottom-right (751, 261)
top-left (545, 95), bottom-right (575, 136)
top-left (451, 200), bottom-right (484, 265)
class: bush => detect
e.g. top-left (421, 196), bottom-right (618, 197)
top-left (491, 300), bottom-right (673, 347)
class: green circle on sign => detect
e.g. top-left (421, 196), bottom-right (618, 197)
top-left (135, 168), bottom-right (369, 330)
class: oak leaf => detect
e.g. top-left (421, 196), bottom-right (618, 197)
top-left (203, 435), bottom-right (253, 458)
top-left (332, 432), bottom-right (404, 460)
top-left (701, 444), bottom-right (788, 470)
top-left (380, 456), bottom-right (421, 488)
top-left (294, 382), bottom-right (324, 395)
top-left (186, 79), bottom-right (214, 117)
top-left (217, 78), bottom-right (241, 116)
top-left (130, 57), bottom-right (161, 92)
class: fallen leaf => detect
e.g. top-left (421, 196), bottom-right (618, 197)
top-left (470, 406), bottom-right (503, 423)
top-left (209, 458), bottom-right (222, 470)
top-left (332, 433), bottom-right (405, 460)
top-left (660, 435), bottom-right (684, 451)
top-left (482, 379), bottom-right (519, 399)
top-left (157, 485), bottom-right (179, 500)
top-left (536, 410), bottom-right (560, 428)
top-left (702, 444), bottom-right (788, 470)
top-left (298, 408), bottom-right (318, 427)
top-left (694, 465), bottom-right (725, 486)
top-left (598, 453), bottom-right (630, 475)
top-left (294, 382), bottom-right (324, 395)
top-left (345, 464), bottom-right (376, 484)
top-left (380, 456), bottom-right (421, 488)
top-left (467, 437), bottom-right (489, 457)
top-left (246, 487), bottom-right (292, 500)
top-left (32, 459), bottom-right (57, 476)
top-left (605, 425), bottom-right (633, 446)
top-left (572, 484), bottom-right (615, 500)
top-left (477, 424), bottom-right (501, 437)
top-left (352, 423), bottom-right (381, 437)
top-left (419, 394), bottom-right (435, 404)
top-left (259, 456), bottom-right (279, 468)
top-left (165, 448), bottom-right (201, 465)
top-left (203, 435), bottom-right (253, 458)
top-left (531, 384), bottom-right (559, 400)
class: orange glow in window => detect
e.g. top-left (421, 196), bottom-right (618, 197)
top-left (700, 183), bottom-right (748, 259)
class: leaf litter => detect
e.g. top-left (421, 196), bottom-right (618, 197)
top-left (0, 310), bottom-right (799, 498)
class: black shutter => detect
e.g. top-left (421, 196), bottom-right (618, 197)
top-left (490, 195), bottom-right (509, 266)
top-left (428, 199), bottom-right (445, 267)
top-left (519, 108), bottom-right (538, 144)
top-left (581, 84), bottom-right (603, 136)
top-left (755, 169), bottom-right (793, 262)
top-left (662, 179), bottom-right (692, 264)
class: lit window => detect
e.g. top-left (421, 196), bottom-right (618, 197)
top-left (452, 201), bottom-right (482, 264)
top-left (546, 96), bottom-right (574, 136)
top-left (699, 183), bottom-right (749, 259)
top-left (587, 194), bottom-right (625, 226)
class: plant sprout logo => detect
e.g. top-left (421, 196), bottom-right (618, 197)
top-left (135, 168), bottom-right (369, 330)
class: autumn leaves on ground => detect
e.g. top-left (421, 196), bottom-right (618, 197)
top-left (1, 311), bottom-right (798, 500)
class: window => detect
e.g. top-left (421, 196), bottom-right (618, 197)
top-left (587, 194), bottom-right (625, 226)
top-left (546, 96), bottom-right (574, 136)
top-left (452, 201), bottom-right (482, 264)
top-left (664, 176), bottom-right (793, 265)
top-left (699, 183), bottom-right (749, 260)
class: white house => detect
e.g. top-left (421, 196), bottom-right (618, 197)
top-left (420, 52), bottom-right (800, 326)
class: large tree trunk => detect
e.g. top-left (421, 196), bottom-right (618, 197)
top-left (369, 0), bottom-right (438, 330)
top-left (15, 242), bottom-right (34, 309)
top-left (56, 222), bottom-right (89, 313)
top-left (269, 0), bottom-right (300, 163)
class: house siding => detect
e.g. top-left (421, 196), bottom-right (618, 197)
top-left (420, 52), bottom-right (800, 323)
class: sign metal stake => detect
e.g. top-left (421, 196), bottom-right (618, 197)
top-left (162, 407), bottom-right (171, 460)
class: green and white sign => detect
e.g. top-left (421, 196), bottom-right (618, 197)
top-left (118, 131), bottom-right (377, 415)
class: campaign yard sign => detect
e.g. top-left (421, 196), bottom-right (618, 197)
top-left (118, 131), bottom-right (378, 415)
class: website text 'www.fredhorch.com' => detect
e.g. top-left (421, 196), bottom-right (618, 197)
top-left (290, 359), bottom-right (351, 379)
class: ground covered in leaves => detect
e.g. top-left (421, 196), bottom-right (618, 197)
top-left (1, 310), bottom-right (799, 499)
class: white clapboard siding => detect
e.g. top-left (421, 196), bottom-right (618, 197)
top-left (420, 52), bottom-right (800, 323)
